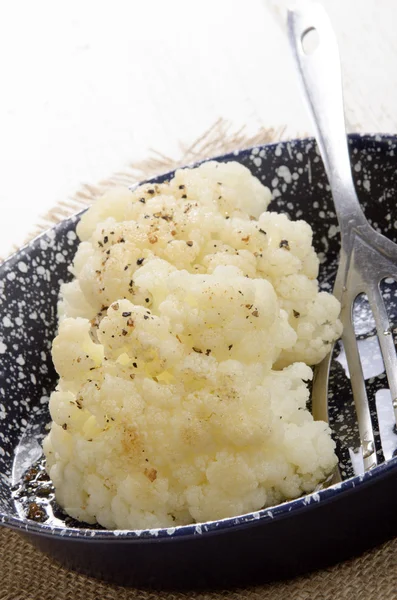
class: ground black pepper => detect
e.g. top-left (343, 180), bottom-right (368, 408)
top-left (279, 239), bottom-right (290, 250)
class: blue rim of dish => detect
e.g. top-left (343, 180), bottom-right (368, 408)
top-left (1, 133), bottom-right (397, 541)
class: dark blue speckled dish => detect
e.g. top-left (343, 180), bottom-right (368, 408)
top-left (1, 135), bottom-right (397, 589)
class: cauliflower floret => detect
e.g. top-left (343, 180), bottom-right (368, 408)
top-left (45, 160), bottom-right (341, 529)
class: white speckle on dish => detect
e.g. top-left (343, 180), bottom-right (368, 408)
top-left (6, 272), bottom-right (16, 281)
top-left (354, 161), bottom-right (362, 172)
top-left (0, 341), bottom-right (6, 354)
top-left (37, 265), bottom-right (45, 276)
top-left (363, 179), bottom-right (370, 192)
top-left (67, 231), bottom-right (77, 240)
top-left (267, 510), bottom-right (274, 519)
top-left (275, 144), bottom-right (282, 157)
top-left (307, 159), bottom-right (312, 184)
top-left (15, 317), bottom-right (23, 326)
top-left (18, 261), bottom-right (28, 273)
top-left (253, 157), bottom-right (262, 168)
top-left (272, 189), bottom-right (281, 198)
top-left (56, 252), bottom-right (65, 263)
top-left (296, 152), bottom-right (303, 161)
top-left (2, 316), bottom-right (12, 328)
top-left (276, 165), bottom-right (292, 184)
top-left (166, 527), bottom-right (176, 535)
top-left (328, 224), bottom-right (340, 238)
top-left (30, 373), bottom-right (37, 384)
top-left (195, 525), bottom-right (203, 534)
top-left (271, 177), bottom-right (279, 188)
top-left (16, 355), bottom-right (25, 366)
top-left (252, 512), bottom-right (260, 520)
top-left (113, 529), bottom-right (131, 536)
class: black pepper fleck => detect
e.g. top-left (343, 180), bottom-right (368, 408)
top-left (279, 239), bottom-right (290, 250)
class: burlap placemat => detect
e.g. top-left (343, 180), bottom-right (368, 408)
top-left (1, 119), bottom-right (396, 599)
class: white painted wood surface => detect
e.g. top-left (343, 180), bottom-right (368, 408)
top-left (0, 0), bottom-right (396, 257)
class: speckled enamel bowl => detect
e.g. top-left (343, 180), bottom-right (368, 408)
top-left (1, 135), bottom-right (397, 589)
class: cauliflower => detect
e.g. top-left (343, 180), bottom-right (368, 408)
top-left (44, 160), bottom-right (341, 529)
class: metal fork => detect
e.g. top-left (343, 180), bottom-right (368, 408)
top-left (288, 3), bottom-right (397, 472)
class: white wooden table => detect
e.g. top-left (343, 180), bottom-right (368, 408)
top-left (0, 0), bottom-right (395, 257)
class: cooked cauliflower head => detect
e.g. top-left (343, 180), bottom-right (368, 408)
top-left (44, 160), bottom-right (341, 529)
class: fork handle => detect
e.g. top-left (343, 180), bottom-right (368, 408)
top-left (287, 3), bottom-right (366, 233)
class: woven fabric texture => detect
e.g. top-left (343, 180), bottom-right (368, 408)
top-left (1, 528), bottom-right (396, 600)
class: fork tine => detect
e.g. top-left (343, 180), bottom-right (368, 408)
top-left (341, 307), bottom-right (378, 471)
top-left (312, 351), bottom-right (342, 484)
top-left (367, 284), bottom-right (397, 431)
